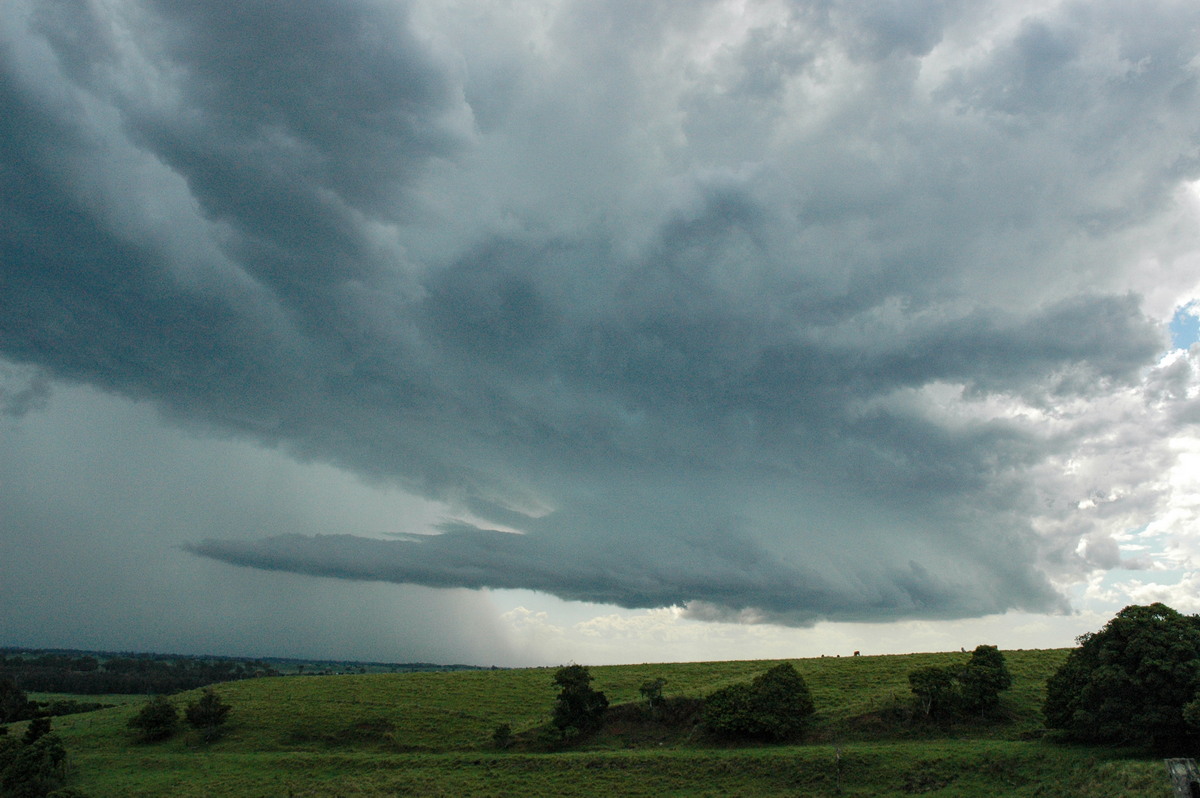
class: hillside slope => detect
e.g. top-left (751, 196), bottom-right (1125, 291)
top-left (20, 649), bottom-right (1174, 797)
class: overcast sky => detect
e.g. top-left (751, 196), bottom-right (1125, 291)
top-left (3, 0), bottom-right (1200, 666)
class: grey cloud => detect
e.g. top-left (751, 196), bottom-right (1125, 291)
top-left (0, 364), bottom-right (51, 417)
top-left (3, 0), bottom-right (1199, 631)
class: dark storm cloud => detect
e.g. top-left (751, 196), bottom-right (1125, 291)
top-left (3, 0), bottom-right (1199, 626)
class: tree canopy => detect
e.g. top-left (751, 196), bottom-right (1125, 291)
top-left (702, 662), bottom-right (815, 741)
top-left (908, 645), bottom-right (1012, 720)
top-left (127, 695), bottom-right (179, 743)
top-left (550, 665), bottom-right (608, 739)
top-left (185, 689), bottom-right (231, 742)
top-left (1043, 603), bottom-right (1200, 751)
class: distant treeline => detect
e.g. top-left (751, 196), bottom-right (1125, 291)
top-left (0, 651), bottom-right (279, 695)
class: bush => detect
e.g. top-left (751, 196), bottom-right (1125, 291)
top-left (0, 730), bottom-right (67, 798)
top-left (491, 723), bottom-right (512, 749)
top-left (703, 663), bottom-right (815, 741)
top-left (908, 665), bottom-right (958, 719)
top-left (639, 678), bottom-right (667, 711)
top-left (550, 665), bottom-right (608, 739)
top-left (22, 718), bottom-right (52, 747)
top-left (0, 679), bottom-right (36, 724)
top-left (184, 689), bottom-right (230, 742)
top-left (908, 645), bottom-right (1012, 720)
top-left (127, 696), bottom-right (178, 743)
top-left (1043, 603), bottom-right (1200, 751)
top-left (959, 645), bottom-right (1012, 714)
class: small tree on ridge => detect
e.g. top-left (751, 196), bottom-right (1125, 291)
top-left (551, 665), bottom-right (608, 739)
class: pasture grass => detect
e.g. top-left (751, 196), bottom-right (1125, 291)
top-left (17, 648), bottom-right (1174, 796)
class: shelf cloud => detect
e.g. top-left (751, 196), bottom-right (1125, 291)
top-left (4, 0), bottom-right (1200, 637)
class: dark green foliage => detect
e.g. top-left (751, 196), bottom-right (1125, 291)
top-left (184, 689), bottom-right (231, 742)
top-left (0, 730), bottom-right (67, 798)
top-left (1043, 602), bottom-right (1200, 750)
top-left (908, 665), bottom-right (958, 719)
top-left (702, 663), bottom-right (815, 741)
top-left (639, 678), bottom-right (666, 710)
top-left (0, 650), bottom-right (278, 695)
top-left (959, 645), bottom-right (1013, 715)
top-left (22, 718), bottom-right (52, 747)
top-left (34, 701), bottom-right (112, 720)
top-left (908, 645), bottom-right (1012, 719)
top-left (491, 723), bottom-right (512, 749)
top-left (127, 696), bottom-right (178, 743)
top-left (0, 679), bottom-right (36, 724)
top-left (551, 665), bottom-right (608, 739)
top-left (702, 682), bottom-right (757, 739)
top-left (1184, 696), bottom-right (1200, 733)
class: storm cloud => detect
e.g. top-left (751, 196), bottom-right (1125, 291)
top-left (4, 0), bottom-right (1200, 638)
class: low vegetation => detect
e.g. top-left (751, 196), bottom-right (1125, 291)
top-left (3, 605), bottom-right (1195, 796)
top-left (0, 646), bottom-right (1173, 796)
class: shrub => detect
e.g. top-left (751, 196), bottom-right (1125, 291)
top-left (491, 723), bottom-right (513, 749)
top-left (703, 663), bottom-right (815, 741)
top-left (959, 645), bottom-right (1012, 714)
top-left (22, 718), bottom-right (52, 747)
top-left (639, 678), bottom-right (667, 710)
top-left (184, 689), bottom-right (230, 742)
top-left (551, 665), bottom-right (608, 739)
top-left (0, 679), bottom-right (36, 724)
top-left (127, 696), bottom-right (178, 743)
top-left (908, 645), bottom-right (1012, 720)
top-left (0, 731), bottom-right (67, 797)
top-left (908, 665), bottom-right (958, 719)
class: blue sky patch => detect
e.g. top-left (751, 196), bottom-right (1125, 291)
top-left (1170, 302), bottom-right (1200, 349)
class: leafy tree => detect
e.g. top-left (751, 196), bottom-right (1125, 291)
top-left (703, 663), bottom-right (815, 741)
top-left (550, 665), bottom-right (608, 739)
top-left (1043, 603), bottom-right (1200, 750)
top-left (184, 689), bottom-right (230, 742)
top-left (702, 682), bottom-right (757, 739)
top-left (639, 678), bottom-right (667, 711)
top-left (0, 729), bottom-right (67, 798)
top-left (908, 665), bottom-right (959, 719)
top-left (959, 645), bottom-right (1012, 715)
top-left (0, 679), bottom-right (35, 724)
top-left (908, 645), bottom-right (1012, 720)
top-left (127, 696), bottom-right (178, 743)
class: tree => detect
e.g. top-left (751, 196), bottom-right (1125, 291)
top-left (550, 665), bottom-right (608, 739)
top-left (1043, 603), bottom-right (1200, 751)
top-left (703, 663), bottom-right (815, 741)
top-left (908, 665), bottom-right (959, 719)
top-left (127, 696), bottom-right (178, 743)
top-left (958, 645), bottom-right (1012, 715)
top-left (0, 679), bottom-right (35, 724)
top-left (639, 678), bottom-right (667, 711)
top-left (0, 729), bottom-right (67, 798)
top-left (908, 645), bottom-right (1012, 720)
top-left (184, 689), bottom-right (231, 742)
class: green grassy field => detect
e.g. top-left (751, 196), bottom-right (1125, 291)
top-left (8, 649), bottom-right (1177, 797)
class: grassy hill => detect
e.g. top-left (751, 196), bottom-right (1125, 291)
top-left (11, 649), bottom-right (1176, 796)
